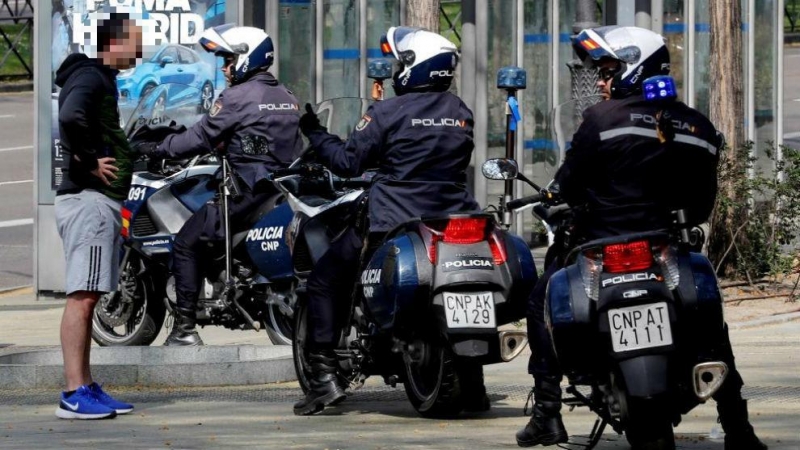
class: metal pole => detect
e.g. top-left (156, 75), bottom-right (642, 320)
top-left (686, 0), bottom-right (696, 107)
top-left (651, 0), bottom-right (664, 35)
top-left (776, 0), bottom-right (785, 180)
top-left (315, 0), bottom-right (324, 103)
top-left (267, 0), bottom-right (279, 76)
top-left (474, 0), bottom-right (489, 208)
top-left (359, 0), bottom-right (368, 99)
top-left (635, 0), bottom-right (651, 29)
top-left (514, 0), bottom-right (525, 235)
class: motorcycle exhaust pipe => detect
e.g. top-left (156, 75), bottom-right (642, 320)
top-left (693, 361), bottom-right (728, 401)
top-left (499, 330), bottom-right (528, 362)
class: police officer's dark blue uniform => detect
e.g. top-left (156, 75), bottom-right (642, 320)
top-left (516, 26), bottom-right (766, 450)
top-left (293, 27), bottom-right (480, 416)
top-left (148, 25), bottom-right (303, 346)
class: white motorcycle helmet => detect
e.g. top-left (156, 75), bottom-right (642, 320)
top-left (380, 26), bottom-right (459, 95)
top-left (573, 26), bottom-right (670, 99)
top-left (199, 24), bottom-right (274, 85)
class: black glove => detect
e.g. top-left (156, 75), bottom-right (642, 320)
top-left (132, 141), bottom-right (159, 156)
top-left (299, 103), bottom-right (325, 136)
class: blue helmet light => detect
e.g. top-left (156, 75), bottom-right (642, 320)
top-left (643, 75), bottom-right (677, 101)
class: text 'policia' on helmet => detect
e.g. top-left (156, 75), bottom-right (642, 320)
top-left (199, 24), bottom-right (274, 85)
top-left (572, 26), bottom-right (670, 99)
top-left (380, 26), bottom-right (459, 96)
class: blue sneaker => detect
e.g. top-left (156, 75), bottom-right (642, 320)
top-left (89, 382), bottom-right (134, 414)
top-left (55, 385), bottom-right (117, 420)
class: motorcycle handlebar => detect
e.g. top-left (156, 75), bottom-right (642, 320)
top-left (507, 193), bottom-right (544, 210)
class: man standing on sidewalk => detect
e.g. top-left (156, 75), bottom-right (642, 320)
top-left (53, 12), bottom-right (142, 420)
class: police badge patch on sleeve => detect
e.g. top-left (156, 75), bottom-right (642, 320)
top-left (355, 114), bottom-right (372, 131)
top-left (209, 100), bottom-right (223, 117)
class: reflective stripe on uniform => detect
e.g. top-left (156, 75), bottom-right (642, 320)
top-left (598, 126), bottom-right (718, 155)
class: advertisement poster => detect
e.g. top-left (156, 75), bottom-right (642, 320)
top-left (50, 0), bottom-right (227, 190)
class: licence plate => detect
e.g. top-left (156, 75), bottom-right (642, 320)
top-left (443, 292), bottom-right (496, 329)
top-left (609, 302), bottom-right (672, 352)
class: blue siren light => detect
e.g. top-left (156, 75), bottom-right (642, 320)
top-left (643, 75), bottom-right (677, 101)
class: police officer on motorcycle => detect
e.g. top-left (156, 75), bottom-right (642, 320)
top-left (517, 26), bottom-right (766, 450)
top-left (144, 25), bottom-right (303, 346)
top-left (293, 26), bottom-right (481, 416)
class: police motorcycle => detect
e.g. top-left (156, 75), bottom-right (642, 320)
top-left (286, 98), bottom-right (537, 418)
top-left (484, 77), bottom-right (729, 449)
top-left (90, 83), bottom-right (332, 347)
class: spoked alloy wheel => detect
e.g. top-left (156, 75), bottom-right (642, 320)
top-left (91, 256), bottom-right (166, 346)
top-left (402, 338), bottom-right (463, 418)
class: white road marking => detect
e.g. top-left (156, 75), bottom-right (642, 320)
top-left (785, 132), bottom-right (800, 139)
top-left (0, 145), bottom-right (32, 153)
top-left (0, 114), bottom-right (15, 119)
top-left (0, 218), bottom-right (33, 228)
top-left (0, 179), bottom-right (33, 186)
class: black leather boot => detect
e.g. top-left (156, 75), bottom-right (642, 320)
top-left (516, 378), bottom-right (568, 447)
top-left (293, 350), bottom-right (346, 416)
top-left (718, 399), bottom-right (767, 450)
top-left (164, 309), bottom-right (203, 346)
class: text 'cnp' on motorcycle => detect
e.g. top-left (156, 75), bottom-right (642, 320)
top-left (91, 83), bottom-right (309, 346)
top-left (488, 78), bottom-right (730, 450)
top-left (285, 164), bottom-right (537, 417)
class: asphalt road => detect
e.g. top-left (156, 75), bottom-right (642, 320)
top-left (0, 92), bottom-right (33, 290)
top-left (784, 46), bottom-right (800, 150)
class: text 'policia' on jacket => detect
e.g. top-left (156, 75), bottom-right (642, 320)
top-left (55, 53), bottom-right (133, 200)
top-left (156, 71), bottom-right (304, 193)
top-left (554, 95), bottom-right (723, 240)
top-left (307, 91), bottom-right (480, 232)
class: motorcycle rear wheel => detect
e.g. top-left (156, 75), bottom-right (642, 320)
top-left (623, 397), bottom-right (676, 450)
top-left (402, 340), bottom-right (464, 418)
top-left (92, 256), bottom-right (166, 346)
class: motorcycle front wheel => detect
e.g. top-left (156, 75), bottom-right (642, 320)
top-left (91, 254), bottom-right (166, 346)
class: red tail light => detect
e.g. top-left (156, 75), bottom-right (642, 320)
top-left (421, 217), bottom-right (500, 264)
top-left (603, 240), bottom-right (653, 273)
top-left (443, 218), bottom-right (487, 244)
top-left (488, 231), bottom-right (507, 265)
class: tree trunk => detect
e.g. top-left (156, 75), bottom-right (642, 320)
top-left (406, 0), bottom-right (440, 32)
top-left (707, 0), bottom-right (746, 276)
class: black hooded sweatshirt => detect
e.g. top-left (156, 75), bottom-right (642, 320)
top-left (54, 53), bottom-right (132, 200)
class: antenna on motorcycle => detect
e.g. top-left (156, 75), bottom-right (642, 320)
top-left (497, 66), bottom-right (527, 227)
top-left (368, 59), bottom-right (393, 101)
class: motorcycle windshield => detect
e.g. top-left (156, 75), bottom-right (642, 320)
top-left (123, 83), bottom-right (206, 139)
top-left (311, 97), bottom-right (374, 141)
top-left (542, 94), bottom-right (604, 174)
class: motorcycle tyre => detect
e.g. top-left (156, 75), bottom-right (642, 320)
top-left (623, 397), bottom-right (676, 450)
top-left (265, 304), bottom-right (294, 346)
top-left (91, 259), bottom-right (166, 347)
top-left (292, 301), bottom-right (351, 394)
top-left (402, 341), bottom-right (464, 419)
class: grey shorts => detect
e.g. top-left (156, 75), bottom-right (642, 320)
top-left (55, 190), bottom-right (122, 295)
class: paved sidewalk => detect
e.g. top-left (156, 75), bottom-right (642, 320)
top-left (1, 287), bottom-right (798, 449)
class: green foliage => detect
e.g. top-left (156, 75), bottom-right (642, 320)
top-left (709, 143), bottom-right (800, 280)
top-left (0, 23), bottom-right (33, 77)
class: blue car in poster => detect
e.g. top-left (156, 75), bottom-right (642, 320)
top-left (117, 44), bottom-right (216, 114)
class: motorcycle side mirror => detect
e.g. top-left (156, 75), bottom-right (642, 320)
top-left (482, 158), bottom-right (519, 180)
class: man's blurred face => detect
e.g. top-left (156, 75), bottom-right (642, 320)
top-left (104, 20), bottom-right (142, 70)
top-left (221, 54), bottom-right (237, 85)
top-left (596, 59), bottom-right (621, 100)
